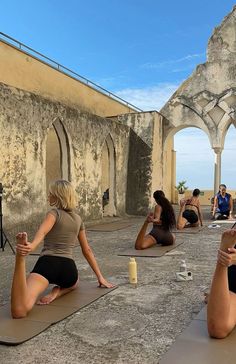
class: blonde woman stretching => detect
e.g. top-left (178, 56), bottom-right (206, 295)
top-left (11, 180), bottom-right (114, 319)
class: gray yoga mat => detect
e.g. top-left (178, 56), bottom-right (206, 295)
top-left (0, 281), bottom-right (116, 345)
top-left (118, 241), bottom-right (184, 257)
top-left (160, 305), bottom-right (236, 364)
top-left (172, 226), bottom-right (205, 234)
top-left (213, 220), bottom-right (236, 224)
top-left (87, 221), bottom-right (132, 232)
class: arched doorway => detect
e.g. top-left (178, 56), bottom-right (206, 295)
top-left (221, 124), bottom-right (236, 190)
top-left (101, 134), bottom-right (116, 216)
top-left (46, 119), bottom-right (70, 189)
top-left (163, 126), bottom-right (214, 204)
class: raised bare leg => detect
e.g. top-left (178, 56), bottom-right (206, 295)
top-left (11, 232), bottom-right (49, 318)
top-left (135, 215), bottom-right (156, 250)
top-left (207, 229), bottom-right (236, 338)
top-left (177, 199), bottom-right (187, 230)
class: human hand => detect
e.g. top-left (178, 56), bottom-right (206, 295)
top-left (16, 242), bottom-right (32, 256)
top-left (98, 276), bottom-right (115, 288)
top-left (217, 248), bottom-right (236, 267)
top-left (146, 212), bottom-right (154, 223)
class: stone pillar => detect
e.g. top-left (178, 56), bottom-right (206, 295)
top-left (213, 148), bottom-right (222, 194)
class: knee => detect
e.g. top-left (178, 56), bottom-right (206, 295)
top-left (207, 320), bottom-right (231, 339)
top-left (177, 223), bottom-right (184, 230)
top-left (11, 307), bottom-right (27, 319)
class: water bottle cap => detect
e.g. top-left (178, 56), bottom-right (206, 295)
top-left (130, 257), bottom-right (135, 262)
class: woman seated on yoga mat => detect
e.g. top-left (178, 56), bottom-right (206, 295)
top-left (207, 227), bottom-right (236, 338)
top-left (177, 188), bottom-right (203, 230)
top-left (212, 184), bottom-right (233, 220)
top-left (11, 180), bottom-right (114, 319)
top-left (135, 190), bottom-right (176, 250)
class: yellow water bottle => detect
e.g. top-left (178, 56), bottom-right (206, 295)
top-left (129, 257), bottom-right (137, 286)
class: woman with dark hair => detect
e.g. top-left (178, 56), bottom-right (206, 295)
top-left (212, 184), bottom-right (233, 220)
top-left (177, 188), bottom-right (203, 230)
top-left (135, 190), bottom-right (176, 250)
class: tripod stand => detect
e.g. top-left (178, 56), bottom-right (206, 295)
top-left (0, 185), bottom-right (15, 254)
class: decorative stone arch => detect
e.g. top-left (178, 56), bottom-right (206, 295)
top-left (101, 133), bottom-right (116, 216)
top-left (46, 118), bottom-right (71, 189)
top-left (161, 7), bottom-right (236, 194)
top-left (163, 123), bottom-right (212, 202)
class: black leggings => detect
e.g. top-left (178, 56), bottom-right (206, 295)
top-left (149, 226), bottom-right (174, 246)
top-left (31, 255), bottom-right (78, 288)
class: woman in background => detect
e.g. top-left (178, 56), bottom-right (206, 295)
top-left (177, 188), bottom-right (203, 229)
top-left (135, 190), bottom-right (176, 250)
top-left (212, 184), bottom-right (233, 220)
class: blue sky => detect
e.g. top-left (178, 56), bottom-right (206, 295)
top-left (1, 0), bottom-right (236, 189)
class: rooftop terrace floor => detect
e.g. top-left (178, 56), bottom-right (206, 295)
top-left (0, 206), bottom-right (232, 363)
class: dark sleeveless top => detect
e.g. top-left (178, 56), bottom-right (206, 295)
top-left (216, 192), bottom-right (231, 213)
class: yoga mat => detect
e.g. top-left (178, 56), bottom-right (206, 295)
top-left (87, 221), bottom-right (132, 232)
top-left (160, 306), bottom-right (236, 364)
top-left (0, 281), bottom-right (116, 345)
top-left (172, 226), bottom-right (205, 234)
top-left (213, 220), bottom-right (236, 224)
top-left (118, 241), bottom-right (184, 257)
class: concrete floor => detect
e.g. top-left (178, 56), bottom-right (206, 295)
top-left (0, 207), bottom-right (232, 363)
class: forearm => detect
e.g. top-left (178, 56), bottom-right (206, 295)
top-left (82, 248), bottom-right (103, 279)
top-left (30, 231), bottom-right (46, 250)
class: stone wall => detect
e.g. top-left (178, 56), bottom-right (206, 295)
top-left (0, 82), bottom-right (130, 229)
top-left (114, 111), bottom-right (164, 214)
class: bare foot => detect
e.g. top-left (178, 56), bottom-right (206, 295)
top-left (16, 232), bottom-right (28, 245)
top-left (37, 286), bottom-right (60, 305)
top-left (16, 232), bottom-right (28, 257)
top-left (220, 229), bottom-right (236, 252)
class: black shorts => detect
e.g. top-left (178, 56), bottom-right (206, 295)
top-left (215, 211), bottom-right (230, 220)
top-left (182, 209), bottom-right (198, 224)
top-left (228, 265), bottom-right (236, 294)
top-left (149, 226), bottom-right (174, 246)
top-left (31, 255), bottom-right (78, 288)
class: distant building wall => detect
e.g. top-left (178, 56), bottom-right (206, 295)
top-left (180, 189), bottom-right (236, 206)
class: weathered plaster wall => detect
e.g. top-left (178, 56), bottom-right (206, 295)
top-left (115, 111), bottom-right (165, 214)
top-left (0, 40), bottom-right (137, 117)
top-left (0, 82), bottom-right (130, 228)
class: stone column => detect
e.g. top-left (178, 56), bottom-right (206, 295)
top-left (213, 147), bottom-right (222, 195)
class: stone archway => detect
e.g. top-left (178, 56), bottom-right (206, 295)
top-left (46, 119), bottom-right (70, 189)
top-left (101, 134), bottom-right (116, 216)
top-left (161, 7), bottom-right (236, 194)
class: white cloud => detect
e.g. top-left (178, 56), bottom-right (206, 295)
top-left (115, 83), bottom-right (180, 111)
top-left (140, 53), bottom-right (205, 69)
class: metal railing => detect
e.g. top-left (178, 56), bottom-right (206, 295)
top-left (0, 31), bottom-right (143, 112)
